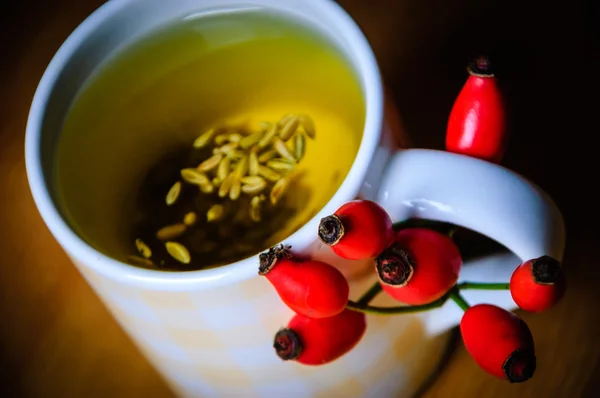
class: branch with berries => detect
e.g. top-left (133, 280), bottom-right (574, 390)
top-left (258, 200), bottom-right (565, 383)
top-left (257, 56), bottom-right (566, 383)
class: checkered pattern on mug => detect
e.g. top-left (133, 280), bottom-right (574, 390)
top-left (78, 263), bottom-right (450, 398)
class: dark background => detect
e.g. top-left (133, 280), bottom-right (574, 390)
top-left (0, 0), bottom-right (595, 396)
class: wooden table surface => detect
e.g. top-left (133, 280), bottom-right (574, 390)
top-left (0, 1), bottom-right (594, 397)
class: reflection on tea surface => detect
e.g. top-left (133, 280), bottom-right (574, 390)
top-left (55, 8), bottom-right (365, 270)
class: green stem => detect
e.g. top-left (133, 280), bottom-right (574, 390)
top-left (346, 292), bottom-right (450, 315)
top-left (356, 282), bottom-right (383, 306)
top-left (347, 281), bottom-right (506, 316)
top-left (449, 288), bottom-right (471, 311)
top-left (457, 282), bottom-right (509, 290)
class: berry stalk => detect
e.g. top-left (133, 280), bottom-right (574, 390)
top-left (356, 282), bottom-right (383, 306)
top-left (458, 282), bottom-right (510, 290)
top-left (346, 291), bottom-right (452, 315)
top-left (347, 281), bottom-right (509, 316)
top-left (449, 287), bottom-right (471, 311)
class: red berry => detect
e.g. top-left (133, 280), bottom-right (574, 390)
top-left (258, 245), bottom-right (349, 319)
top-left (375, 228), bottom-right (462, 305)
top-left (273, 309), bottom-right (366, 365)
top-left (460, 304), bottom-right (536, 383)
top-left (510, 255), bottom-right (566, 313)
top-left (446, 56), bottom-right (507, 163)
top-left (318, 200), bottom-right (393, 260)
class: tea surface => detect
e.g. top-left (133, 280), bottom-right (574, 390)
top-left (55, 8), bottom-right (365, 270)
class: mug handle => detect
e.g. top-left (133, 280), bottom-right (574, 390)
top-left (374, 148), bottom-right (566, 334)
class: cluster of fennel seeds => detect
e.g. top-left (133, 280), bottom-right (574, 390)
top-left (127, 113), bottom-right (315, 269)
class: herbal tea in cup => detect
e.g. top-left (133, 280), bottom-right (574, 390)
top-left (55, 8), bottom-right (365, 271)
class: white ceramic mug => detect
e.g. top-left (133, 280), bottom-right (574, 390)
top-left (25, 0), bottom-right (566, 397)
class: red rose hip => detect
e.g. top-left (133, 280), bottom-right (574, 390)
top-left (375, 228), bottom-right (462, 305)
top-left (510, 255), bottom-right (566, 313)
top-left (273, 309), bottom-right (367, 365)
top-left (318, 200), bottom-right (393, 260)
top-left (259, 245), bottom-right (349, 319)
top-left (460, 304), bottom-right (536, 383)
top-left (446, 56), bottom-right (507, 163)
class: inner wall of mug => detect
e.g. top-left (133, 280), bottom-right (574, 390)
top-left (36, 0), bottom-right (380, 268)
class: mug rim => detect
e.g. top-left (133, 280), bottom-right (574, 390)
top-left (24, 0), bottom-right (384, 289)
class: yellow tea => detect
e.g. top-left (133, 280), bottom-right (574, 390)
top-left (55, 8), bottom-right (365, 270)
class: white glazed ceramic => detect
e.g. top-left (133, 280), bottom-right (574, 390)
top-left (25, 0), bottom-right (566, 397)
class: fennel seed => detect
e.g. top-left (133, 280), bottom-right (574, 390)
top-left (242, 180), bottom-right (267, 195)
top-left (277, 114), bottom-right (295, 127)
top-left (193, 128), bottom-right (216, 148)
top-left (165, 241), bottom-right (191, 264)
top-left (218, 142), bottom-right (239, 155)
top-left (250, 196), bottom-right (261, 222)
top-left (218, 173), bottom-right (234, 198)
top-left (249, 151), bottom-right (259, 176)
top-left (228, 149), bottom-right (246, 159)
top-left (270, 177), bottom-right (289, 205)
top-left (258, 149), bottom-right (277, 163)
top-left (214, 134), bottom-right (229, 145)
top-left (135, 238), bottom-right (152, 258)
top-left (240, 132), bottom-right (263, 149)
top-left (240, 176), bottom-right (265, 185)
top-left (258, 165), bottom-right (281, 182)
top-left (199, 181), bottom-right (214, 194)
top-left (258, 123), bottom-right (278, 148)
top-left (183, 212), bottom-right (197, 226)
top-left (217, 156), bottom-right (231, 181)
top-left (298, 114), bottom-right (316, 139)
top-left (181, 168), bottom-right (211, 186)
top-left (165, 181), bottom-right (182, 206)
top-left (229, 177), bottom-right (241, 200)
top-left (273, 137), bottom-right (296, 162)
top-left (294, 133), bottom-right (306, 161)
top-left (197, 153), bottom-right (223, 172)
top-left (156, 223), bottom-right (187, 241)
top-left (207, 204), bottom-right (225, 222)
top-left (279, 116), bottom-right (299, 140)
top-left (233, 155), bottom-right (249, 179)
top-left (127, 255), bottom-right (155, 267)
top-left (267, 159), bottom-right (295, 172)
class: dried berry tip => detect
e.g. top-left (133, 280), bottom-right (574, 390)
top-left (258, 244), bottom-right (292, 275)
top-left (502, 348), bottom-right (536, 383)
top-left (375, 244), bottom-right (415, 286)
top-left (273, 328), bottom-right (303, 361)
top-left (531, 255), bottom-right (562, 285)
top-left (318, 214), bottom-right (345, 246)
top-left (467, 55), bottom-right (494, 77)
